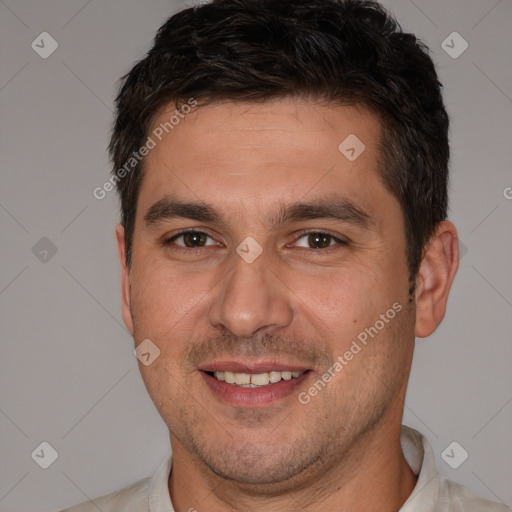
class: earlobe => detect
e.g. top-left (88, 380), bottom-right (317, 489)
top-left (414, 221), bottom-right (459, 338)
top-left (115, 224), bottom-right (134, 335)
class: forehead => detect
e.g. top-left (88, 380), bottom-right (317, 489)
top-left (150, 98), bottom-right (380, 155)
top-left (138, 98), bottom-right (386, 221)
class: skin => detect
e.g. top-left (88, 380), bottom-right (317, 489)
top-left (116, 98), bottom-right (459, 511)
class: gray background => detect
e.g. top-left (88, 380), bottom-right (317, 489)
top-left (0, 0), bottom-right (511, 510)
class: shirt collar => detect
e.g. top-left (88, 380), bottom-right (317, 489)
top-left (149, 453), bottom-right (174, 512)
top-left (399, 425), bottom-right (441, 511)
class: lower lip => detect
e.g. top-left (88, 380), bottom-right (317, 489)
top-left (201, 371), bottom-right (310, 407)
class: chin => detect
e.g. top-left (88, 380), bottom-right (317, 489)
top-left (197, 440), bottom-right (320, 488)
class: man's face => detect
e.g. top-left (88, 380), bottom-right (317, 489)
top-left (119, 99), bottom-right (416, 486)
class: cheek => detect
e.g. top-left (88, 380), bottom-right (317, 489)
top-left (292, 266), bottom-right (390, 340)
top-left (131, 261), bottom-right (193, 322)
top-left (128, 260), bottom-right (217, 363)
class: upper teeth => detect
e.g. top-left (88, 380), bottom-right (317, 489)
top-left (213, 370), bottom-right (304, 387)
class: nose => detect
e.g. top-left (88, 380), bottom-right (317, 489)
top-left (208, 248), bottom-right (294, 338)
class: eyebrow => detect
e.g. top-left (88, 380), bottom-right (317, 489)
top-left (144, 194), bottom-right (375, 231)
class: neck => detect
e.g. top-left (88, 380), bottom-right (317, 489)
top-left (168, 416), bottom-right (417, 512)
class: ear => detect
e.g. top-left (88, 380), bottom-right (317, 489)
top-left (116, 224), bottom-right (134, 336)
top-left (414, 221), bottom-right (459, 338)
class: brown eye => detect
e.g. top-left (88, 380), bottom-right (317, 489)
top-left (294, 232), bottom-right (345, 250)
top-left (182, 231), bottom-right (208, 247)
top-left (294, 231), bottom-right (348, 250)
top-left (307, 233), bottom-right (332, 249)
top-left (167, 231), bottom-right (216, 248)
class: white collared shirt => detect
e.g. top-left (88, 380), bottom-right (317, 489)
top-left (60, 425), bottom-right (509, 511)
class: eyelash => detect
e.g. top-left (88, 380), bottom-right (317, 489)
top-left (162, 229), bottom-right (348, 253)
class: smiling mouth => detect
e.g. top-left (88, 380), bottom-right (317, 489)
top-left (206, 370), bottom-right (306, 387)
